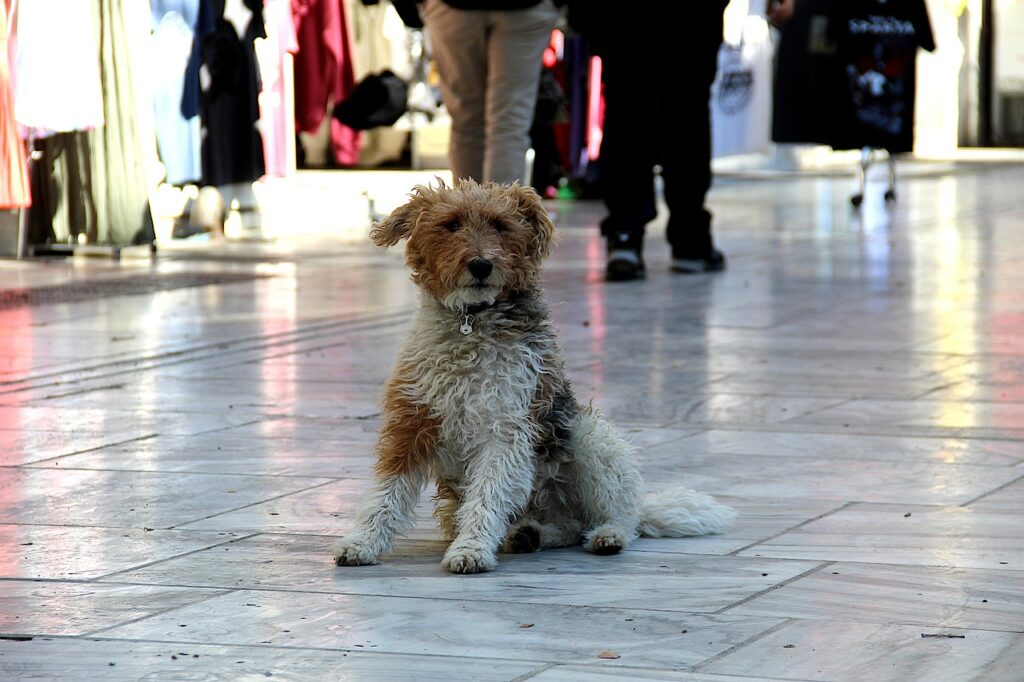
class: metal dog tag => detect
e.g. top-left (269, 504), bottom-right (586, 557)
top-left (459, 314), bottom-right (474, 335)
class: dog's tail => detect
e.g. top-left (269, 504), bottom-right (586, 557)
top-left (637, 487), bottom-right (736, 538)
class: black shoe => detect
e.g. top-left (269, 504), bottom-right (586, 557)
top-left (670, 248), bottom-right (726, 274)
top-left (605, 248), bottom-right (646, 281)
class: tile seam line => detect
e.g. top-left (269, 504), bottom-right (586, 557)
top-left (13, 633), bottom-right (556, 666)
top-left (2, 577), bottom-right (785, 619)
top-left (0, 309), bottom-right (412, 391)
top-left (80, 587), bottom-right (243, 637)
top-left (0, 318), bottom-right (407, 398)
top-left (510, 663), bottom-right (558, 681)
top-left (690, 617), bottom-right (795, 673)
top-left (0, 311), bottom-right (385, 384)
top-left (6, 309), bottom-right (409, 385)
top-left (15, 463), bottom-right (351, 481)
top-left (166, 478), bottom-right (344, 530)
top-left (727, 501), bottom-right (857, 557)
top-left (674, 419), bottom-right (1024, 442)
top-left (88, 533), bottom-right (262, 583)
top-left (959, 472), bottom-right (1024, 507)
top-left (714, 561), bottom-right (836, 615)
top-left (670, 420), bottom-right (1024, 442)
top-left (12, 433), bottom-right (160, 468)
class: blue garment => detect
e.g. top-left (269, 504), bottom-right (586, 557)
top-left (152, 0), bottom-right (202, 185)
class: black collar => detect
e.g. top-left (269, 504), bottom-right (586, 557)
top-left (464, 301), bottom-right (492, 315)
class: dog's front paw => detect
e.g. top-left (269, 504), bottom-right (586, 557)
top-left (442, 544), bottom-right (497, 574)
top-left (332, 536), bottom-right (381, 567)
top-left (584, 525), bottom-right (629, 556)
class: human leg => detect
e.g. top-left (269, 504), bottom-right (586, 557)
top-left (597, 52), bottom-right (658, 280)
top-left (484, 2), bottom-right (560, 184)
top-left (660, 12), bottom-right (726, 272)
top-left (420, 0), bottom-right (487, 181)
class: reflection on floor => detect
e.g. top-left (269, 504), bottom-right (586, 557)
top-left (2, 163), bottom-right (1023, 680)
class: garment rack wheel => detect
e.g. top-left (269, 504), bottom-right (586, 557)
top-left (884, 151), bottom-right (897, 203)
top-left (850, 147), bottom-right (871, 208)
top-left (850, 147), bottom-right (898, 208)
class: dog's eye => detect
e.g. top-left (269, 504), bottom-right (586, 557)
top-left (443, 220), bottom-right (460, 232)
top-left (492, 219), bottom-right (508, 233)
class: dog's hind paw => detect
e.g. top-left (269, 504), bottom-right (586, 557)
top-left (501, 522), bottom-right (541, 554)
top-left (442, 544), bottom-right (497, 574)
top-left (332, 537), bottom-right (381, 567)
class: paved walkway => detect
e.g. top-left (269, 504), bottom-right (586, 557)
top-left (1, 161), bottom-right (1023, 680)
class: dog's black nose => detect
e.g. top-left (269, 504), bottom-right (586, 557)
top-left (468, 258), bottom-right (493, 280)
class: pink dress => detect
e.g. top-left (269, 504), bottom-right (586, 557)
top-left (257, 0), bottom-right (299, 177)
top-left (0, 0), bottom-right (29, 208)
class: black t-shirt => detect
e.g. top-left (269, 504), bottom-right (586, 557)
top-left (828, 0), bottom-right (935, 152)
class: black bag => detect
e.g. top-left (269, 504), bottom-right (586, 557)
top-left (332, 70), bottom-right (409, 130)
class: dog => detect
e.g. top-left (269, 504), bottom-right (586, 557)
top-left (333, 179), bottom-right (735, 574)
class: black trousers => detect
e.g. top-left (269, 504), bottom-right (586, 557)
top-left (597, 14), bottom-right (724, 258)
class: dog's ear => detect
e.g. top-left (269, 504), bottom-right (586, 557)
top-left (370, 200), bottom-right (417, 248)
top-left (510, 184), bottom-right (556, 260)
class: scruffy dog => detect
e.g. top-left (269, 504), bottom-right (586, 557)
top-left (333, 179), bottom-right (735, 574)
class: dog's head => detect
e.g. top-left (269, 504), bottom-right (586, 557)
top-left (370, 179), bottom-right (555, 311)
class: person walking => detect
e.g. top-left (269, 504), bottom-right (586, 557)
top-left (418, 0), bottom-right (562, 184)
top-left (571, 1), bottom-right (730, 280)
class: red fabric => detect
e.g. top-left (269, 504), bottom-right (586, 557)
top-left (291, 0), bottom-right (360, 166)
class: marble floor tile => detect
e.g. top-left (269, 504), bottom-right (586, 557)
top-left (100, 589), bottom-right (783, 669)
top-left (967, 476), bottom-right (1024, 513)
top-left (0, 467), bottom-right (333, 529)
top-left (531, 665), bottom-right (769, 681)
top-left (591, 391), bottom-right (843, 428)
top-left (638, 449), bottom-right (1021, 506)
top-left (787, 398), bottom-right (1024, 439)
top-left (36, 433), bottom-right (378, 478)
top-left (628, 496), bottom-right (845, 556)
top-left (212, 416), bottom-right (383, 442)
top-left (675, 428), bottom-right (1024, 466)
top-left (0, 404), bottom-right (261, 437)
top-left (0, 580), bottom-right (227, 636)
top-left (738, 503), bottom-right (1024, 570)
top-left (0, 430), bottom-right (157, 467)
top-left (0, 639), bottom-right (542, 681)
top-left (2, 160), bottom-right (1024, 678)
top-left (0, 525), bottom-right (245, 580)
top-left (725, 561), bottom-right (1024, 632)
top-left (105, 533), bottom-right (821, 613)
top-left (702, 620), bottom-right (1024, 682)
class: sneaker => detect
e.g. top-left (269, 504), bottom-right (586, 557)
top-left (671, 248), bottom-right (726, 274)
top-left (605, 248), bottom-right (646, 281)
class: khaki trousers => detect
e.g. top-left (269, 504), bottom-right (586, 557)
top-left (421, 0), bottom-right (560, 184)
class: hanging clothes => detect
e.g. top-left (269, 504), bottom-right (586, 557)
top-left (1, 0), bottom-right (30, 208)
top-left (151, 0), bottom-right (202, 185)
top-left (195, 0), bottom-right (267, 185)
top-left (828, 0), bottom-right (935, 153)
top-left (347, 0), bottom-right (413, 167)
top-left (256, 0), bottom-right (299, 177)
top-left (13, 0), bottom-right (104, 135)
top-left (26, 0), bottom-right (155, 246)
top-left (292, 0), bottom-right (361, 167)
top-left (770, 0), bottom-right (838, 145)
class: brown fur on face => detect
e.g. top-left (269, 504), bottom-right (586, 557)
top-left (370, 179), bottom-right (556, 306)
